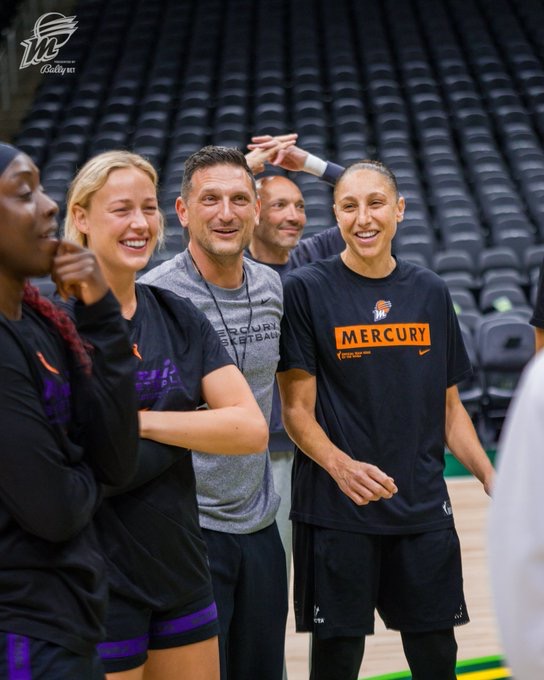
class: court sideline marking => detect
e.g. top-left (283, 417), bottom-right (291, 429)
top-left (362, 654), bottom-right (511, 680)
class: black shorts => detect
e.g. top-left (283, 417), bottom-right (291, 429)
top-left (0, 632), bottom-right (104, 679)
top-left (293, 522), bottom-right (469, 639)
top-left (97, 593), bottom-right (219, 673)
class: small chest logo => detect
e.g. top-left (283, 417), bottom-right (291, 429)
top-left (442, 500), bottom-right (453, 516)
top-left (372, 299), bottom-right (392, 322)
top-left (36, 350), bottom-right (59, 374)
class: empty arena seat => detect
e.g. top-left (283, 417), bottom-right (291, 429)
top-left (475, 316), bottom-right (535, 442)
top-left (457, 323), bottom-right (485, 427)
top-left (478, 246), bottom-right (525, 285)
top-left (479, 281), bottom-right (531, 315)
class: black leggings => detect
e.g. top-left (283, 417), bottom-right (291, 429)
top-left (310, 636), bottom-right (365, 680)
top-left (310, 629), bottom-right (457, 680)
top-left (401, 629), bottom-right (458, 680)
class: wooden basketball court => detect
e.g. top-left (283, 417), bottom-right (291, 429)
top-left (284, 476), bottom-right (508, 679)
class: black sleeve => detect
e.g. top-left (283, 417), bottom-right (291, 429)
top-left (321, 161), bottom-right (345, 186)
top-left (278, 272), bottom-right (317, 375)
top-left (290, 227), bottom-right (345, 268)
top-left (0, 330), bottom-right (101, 542)
top-left (103, 439), bottom-right (181, 497)
top-left (71, 291), bottom-right (139, 487)
top-left (198, 306), bottom-right (235, 376)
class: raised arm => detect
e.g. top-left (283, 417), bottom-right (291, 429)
top-left (277, 367), bottom-right (397, 505)
top-left (248, 134), bottom-right (345, 185)
top-left (245, 133), bottom-right (298, 174)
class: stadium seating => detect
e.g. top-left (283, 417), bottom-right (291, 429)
top-left (475, 316), bottom-right (535, 443)
top-left (457, 323), bottom-right (485, 429)
top-left (10, 0), bottom-right (544, 442)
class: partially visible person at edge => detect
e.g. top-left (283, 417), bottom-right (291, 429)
top-left (488, 350), bottom-right (544, 680)
top-left (139, 146), bottom-right (288, 680)
top-left (63, 150), bottom-right (269, 680)
top-left (0, 142), bottom-right (139, 679)
top-left (277, 159), bottom-right (494, 680)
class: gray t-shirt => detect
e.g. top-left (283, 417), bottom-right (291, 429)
top-left (140, 249), bottom-right (282, 533)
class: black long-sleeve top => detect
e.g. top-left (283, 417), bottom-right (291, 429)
top-left (0, 291), bottom-right (138, 655)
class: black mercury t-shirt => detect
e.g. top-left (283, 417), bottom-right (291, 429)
top-left (279, 256), bottom-right (471, 535)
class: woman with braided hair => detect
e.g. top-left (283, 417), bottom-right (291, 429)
top-left (0, 142), bottom-right (139, 679)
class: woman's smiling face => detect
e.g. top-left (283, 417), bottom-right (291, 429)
top-left (334, 167), bottom-right (405, 273)
top-left (72, 166), bottom-right (160, 277)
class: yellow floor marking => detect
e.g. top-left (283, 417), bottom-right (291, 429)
top-left (459, 668), bottom-right (511, 680)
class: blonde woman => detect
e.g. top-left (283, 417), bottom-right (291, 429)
top-left (64, 151), bottom-right (268, 680)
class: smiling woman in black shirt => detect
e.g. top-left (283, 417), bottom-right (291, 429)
top-left (64, 150), bottom-right (268, 680)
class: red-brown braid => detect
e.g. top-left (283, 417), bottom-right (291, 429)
top-left (23, 282), bottom-right (92, 376)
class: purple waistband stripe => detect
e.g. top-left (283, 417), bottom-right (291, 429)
top-left (97, 634), bottom-right (149, 659)
top-left (7, 634), bottom-right (31, 680)
top-left (150, 602), bottom-right (218, 637)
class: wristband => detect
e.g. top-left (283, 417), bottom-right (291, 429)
top-left (303, 153), bottom-right (328, 177)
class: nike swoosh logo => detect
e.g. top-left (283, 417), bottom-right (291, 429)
top-left (261, 297), bottom-right (271, 305)
top-left (419, 349), bottom-right (431, 356)
top-left (36, 351), bottom-right (60, 374)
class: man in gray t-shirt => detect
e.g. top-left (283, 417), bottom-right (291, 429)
top-left (140, 146), bottom-right (287, 680)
